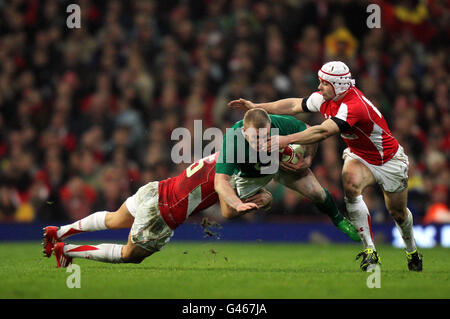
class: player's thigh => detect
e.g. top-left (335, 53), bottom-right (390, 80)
top-left (342, 159), bottom-right (376, 198)
top-left (122, 234), bottom-right (153, 263)
top-left (105, 202), bottom-right (135, 230)
top-left (278, 169), bottom-right (325, 203)
top-left (382, 188), bottom-right (408, 220)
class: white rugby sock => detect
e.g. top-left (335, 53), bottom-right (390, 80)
top-left (57, 211), bottom-right (108, 240)
top-left (345, 195), bottom-right (375, 250)
top-left (394, 208), bottom-right (417, 253)
top-left (64, 243), bottom-right (123, 263)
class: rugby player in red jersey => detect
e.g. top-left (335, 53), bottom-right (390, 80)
top-left (43, 152), bottom-right (272, 267)
top-left (228, 61), bottom-right (422, 271)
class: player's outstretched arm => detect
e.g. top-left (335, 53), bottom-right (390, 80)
top-left (228, 98), bottom-right (304, 115)
top-left (288, 119), bottom-right (340, 145)
top-left (267, 118), bottom-right (341, 151)
top-left (214, 173), bottom-right (258, 218)
top-left (219, 188), bottom-right (273, 219)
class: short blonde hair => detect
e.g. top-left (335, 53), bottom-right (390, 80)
top-left (243, 108), bottom-right (271, 129)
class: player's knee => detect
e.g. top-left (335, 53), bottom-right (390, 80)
top-left (343, 180), bottom-right (362, 199)
top-left (104, 211), bottom-right (117, 229)
top-left (310, 188), bottom-right (326, 203)
top-left (121, 245), bottom-right (152, 264)
top-left (105, 207), bottom-right (134, 230)
top-left (122, 251), bottom-right (147, 264)
top-left (297, 182), bottom-right (325, 203)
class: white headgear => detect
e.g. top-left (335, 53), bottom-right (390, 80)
top-left (318, 61), bottom-right (356, 96)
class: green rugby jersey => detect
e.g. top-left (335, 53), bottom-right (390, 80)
top-left (216, 115), bottom-right (307, 177)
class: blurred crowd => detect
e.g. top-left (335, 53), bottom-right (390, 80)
top-left (0, 0), bottom-right (448, 224)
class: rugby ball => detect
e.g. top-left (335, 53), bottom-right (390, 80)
top-left (279, 144), bottom-right (305, 164)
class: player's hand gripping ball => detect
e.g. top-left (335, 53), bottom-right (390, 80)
top-left (279, 144), bottom-right (305, 165)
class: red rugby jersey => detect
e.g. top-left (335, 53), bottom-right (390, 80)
top-left (306, 87), bottom-right (399, 165)
top-left (158, 153), bottom-right (219, 229)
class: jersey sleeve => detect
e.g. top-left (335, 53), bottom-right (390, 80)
top-left (333, 102), bottom-right (361, 127)
top-left (305, 92), bottom-right (325, 112)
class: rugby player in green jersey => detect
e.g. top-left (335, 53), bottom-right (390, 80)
top-left (214, 108), bottom-right (360, 241)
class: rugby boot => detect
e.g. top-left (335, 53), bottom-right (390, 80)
top-left (53, 242), bottom-right (72, 268)
top-left (356, 248), bottom-right (381, 271)
top-left (337, 218), bottom-right (361, 242)
top-left (42, 226), bottom-right (60, 257)
top-left (406, 249), bottom-right (423, 271)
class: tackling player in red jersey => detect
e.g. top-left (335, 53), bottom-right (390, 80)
top-left (43, 152), bottom-right (272, 267)
top-left (228, 61), bottom-right (423, 272)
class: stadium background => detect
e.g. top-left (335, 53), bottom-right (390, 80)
top-left (0, 0), bottom-right (448, 246)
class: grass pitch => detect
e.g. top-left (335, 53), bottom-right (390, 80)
top-left (1, 241), bottom-right (449, 299)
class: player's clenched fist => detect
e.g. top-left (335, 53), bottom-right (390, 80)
top-left (228, 98), bottom-right (255, 111)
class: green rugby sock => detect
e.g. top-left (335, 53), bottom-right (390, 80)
top-left (314, 188), bottom-right (344, 226)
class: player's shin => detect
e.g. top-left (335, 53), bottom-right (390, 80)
top-left (57, 211), bottom-right (109, 240)
top-left (394, 208), bottom-right (417, 253)
top-left (314, 188), bottom-right (344, 226)
top-left (64, 243), bottom-right (124, 263)
top-left (344, 195), bottom-right (375, 249)
top-left (315, 189), bottom-right (360, 241)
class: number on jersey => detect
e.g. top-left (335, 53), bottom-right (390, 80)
top-left (186, 154), bottom-right (216, 177)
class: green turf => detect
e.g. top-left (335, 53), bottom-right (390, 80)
top-left (0, 241), bottom-right (449, 299)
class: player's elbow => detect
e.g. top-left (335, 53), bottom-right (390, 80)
top-left (310, 131), bottom-right (328, 143)
top-left (314, 126), bottom-right (334, 142)
top-left (315, 120), bottom-right (340, 141)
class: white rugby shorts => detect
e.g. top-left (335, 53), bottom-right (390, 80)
top-left (342, 145), bottom-right (409, 193)
top-left (125, 181), bottom-right (174, 252)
